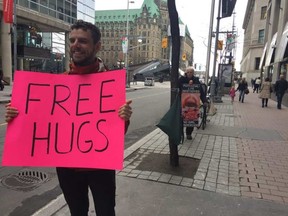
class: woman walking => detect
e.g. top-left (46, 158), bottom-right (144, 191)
top-left (259, 77), bottom-right (272, 107)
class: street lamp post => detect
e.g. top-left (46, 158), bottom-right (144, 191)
top-left (125, 0), bottom-right (135, 88)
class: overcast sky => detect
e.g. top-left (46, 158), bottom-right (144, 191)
top-left (95, 0), bottom-right (248, 72)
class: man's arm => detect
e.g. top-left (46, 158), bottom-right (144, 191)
top-left (118, 100), bottom-right (132, 134)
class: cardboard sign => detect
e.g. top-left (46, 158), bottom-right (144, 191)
top-left (2, 70), bottom-right (126, 170)
top-left (181, 84), bottom-right (201, 127)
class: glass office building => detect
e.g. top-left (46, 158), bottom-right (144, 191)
top-left (77, 0), bottom-right (95, 24)
top-left (17, 0), bottom-right (78, 24)
top-left (16, 0), bottom-right (95, 24)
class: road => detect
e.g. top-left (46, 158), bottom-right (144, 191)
top-left (125, 87), bottom-right (170, 147)
top-left (0, 85), bottom-right (170, 216)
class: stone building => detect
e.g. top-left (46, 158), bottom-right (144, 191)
top-left (241, 0), bottom-right (288, 106)
top-left (95, 0), bottom-right (193, 70)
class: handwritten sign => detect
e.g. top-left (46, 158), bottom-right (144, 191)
top-left (2, 70), bottom-right (126, 170)
top-left (181, 84), bottom-right (201, 127)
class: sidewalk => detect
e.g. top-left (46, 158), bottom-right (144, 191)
top-left (31, 88), bottom-right (288, 216)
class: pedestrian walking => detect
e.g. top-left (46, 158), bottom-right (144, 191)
top-left (253, 77), bottom-right (261, 93)
top-left (259, 77), bottom-right (272, 107)
top-left (274, 74), bottom-right (288, 109)
top-left (229, 85), bottom-right (236, 103)
top-left (5, 20), bottom-right (133, 216)
top-left (236, 78), bottom-right (248, 103)
top-left (179, 67), bottom-right (207, 140)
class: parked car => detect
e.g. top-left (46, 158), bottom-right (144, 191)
top-left (144, 77), bottom-right (155, 86)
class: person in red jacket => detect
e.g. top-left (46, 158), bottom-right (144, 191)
top-left (5, 20), bottom-right (132, 216)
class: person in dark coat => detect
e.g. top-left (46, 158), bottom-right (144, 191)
top-left (179, 67), bottom-right (207, 140)
top-left (274, 74), bottom-right (288, 109)
top-left (236, 78), bottom-right (248, 103)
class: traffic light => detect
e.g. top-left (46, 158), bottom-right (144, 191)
top-left (161, 37), bottom-right (168, 48)
top-left (217, 40), bottom-right (223, 50)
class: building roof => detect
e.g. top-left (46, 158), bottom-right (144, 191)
top-left (142, 0), bottom-right (160, 17)
top-left (95, 0), bottom-right (160, 23)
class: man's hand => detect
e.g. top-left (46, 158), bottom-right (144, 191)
top-left (118, 100), bottom-right (132, 121)
top-left (5, 103), bottom-right (19, 123)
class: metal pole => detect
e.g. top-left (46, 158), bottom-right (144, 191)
top-left (210, 0), bottom-right (221, 101)
top-left (13, 0), bottom-right (17, 75)
top-left (205, 0), bottom-right (216, 85)
top-left (125, 0), bottom-right (130, 88)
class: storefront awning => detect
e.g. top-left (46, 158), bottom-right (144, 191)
top-left (265, 32), bottom-right (278, 66)
top-left (275, 22), bottom-right (288, 62)
top-left (259, 42), bottom-right (267, 70)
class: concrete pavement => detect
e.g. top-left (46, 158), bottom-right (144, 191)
top-left (2, 84), bottom-right (288, 215)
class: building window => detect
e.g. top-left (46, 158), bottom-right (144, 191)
top-left (261, 6), bottom-right (267, 20)
top-left (258, 29), bottom-right (265, 43)
top-left (255, 57), bottom-right (260, 70)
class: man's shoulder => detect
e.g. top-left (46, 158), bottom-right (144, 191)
top-left (193, 76), bottom-right (200, 83)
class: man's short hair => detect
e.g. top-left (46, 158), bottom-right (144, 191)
top-left (70, 20), bottom-right (101, 44)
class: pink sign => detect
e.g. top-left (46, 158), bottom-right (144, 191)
top-left (2, 70), bottom-right (126, 170)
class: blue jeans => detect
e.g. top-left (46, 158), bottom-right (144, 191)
top-left (239, 90), bottom-right (245, 102)
top-left (277, 93), bottom-right (284, 109)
